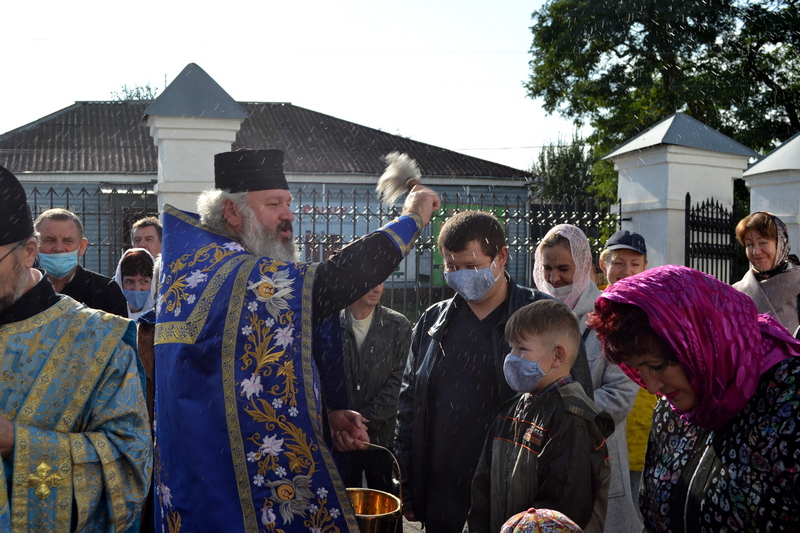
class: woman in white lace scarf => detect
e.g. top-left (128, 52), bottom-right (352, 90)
top-left (533, 224), bottom-right (642, 533)
top-left (733, 212), bottom-right (800, 335)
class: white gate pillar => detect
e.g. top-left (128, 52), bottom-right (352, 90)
top-left (144, 63), bottom-right (249, 213)
top-left (743, 133), bottom-right (800, 251)
top-left (603, 113), bottom-right (757, 269)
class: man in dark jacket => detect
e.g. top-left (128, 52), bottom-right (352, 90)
top-left (35, 208), bottom-right (128, 317)
top-left (340, 282), bottom-right (411, 493)
top-left (395, 211), bottom-right (593, 533)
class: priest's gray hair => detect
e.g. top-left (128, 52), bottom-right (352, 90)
top-left (196, 189), bottom-right (245, 240)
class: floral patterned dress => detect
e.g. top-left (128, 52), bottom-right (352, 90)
top-left (640, 358), bottom-right (800, 532)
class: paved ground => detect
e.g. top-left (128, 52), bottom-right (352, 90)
top-left (403, 517), bottom-right (423, 533)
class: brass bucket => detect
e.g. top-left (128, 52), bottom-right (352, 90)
top-left (346, 487), bottom-right (401, 533)
top-left (346, 443), bottom-right (403, 533)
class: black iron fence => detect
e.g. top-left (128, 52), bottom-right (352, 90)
top-left (26, 184), bottom-right (620, 323)
top-left (684, 192), bottom-right (739, 284)
top-left (294, 190), bottom-right (620, 321)
top-left (26, 183), bottom-right (159, 277)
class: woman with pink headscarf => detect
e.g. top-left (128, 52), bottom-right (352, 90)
top-left (533, 224), bottom-right (641, 533)
top-left (588, 265), bottom-right (800, 531)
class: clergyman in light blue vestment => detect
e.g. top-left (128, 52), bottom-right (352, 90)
top-left (0, 164), bottom-right (152, 532)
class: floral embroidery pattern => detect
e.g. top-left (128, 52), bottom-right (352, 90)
top-left (237, 259), bottom-right (345, 532)
top-left (247, 269), bottom-right (295, 320)
top-left (241, 374), bottom-right (263, 400)
top-left (161, 243), bottom-right (241, 315)
top-left (155, 444), bottom-right (182, 533)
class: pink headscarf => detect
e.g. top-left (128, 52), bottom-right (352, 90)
top-left (533, 224), bottom-right (593, 310)
top-left (596, 265), bottom-right (800, 430)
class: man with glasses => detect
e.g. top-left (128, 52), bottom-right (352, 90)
top-left (0, 165), bottom-right (151, 531)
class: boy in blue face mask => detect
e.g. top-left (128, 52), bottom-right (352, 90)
top-left (466, 299), bottom-right (614, 533)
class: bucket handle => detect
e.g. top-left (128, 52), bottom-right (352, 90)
top-left (363, 442), bottom-right (403, 508)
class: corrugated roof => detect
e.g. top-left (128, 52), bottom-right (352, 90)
top-left (602, 112), bottom-right (758, 160)
top-left (743, 130), bottom-right (800, 177)
top-left (0, 101), bottom-right (530, 179)
top-left (0, 101), bottom-right (157, 173)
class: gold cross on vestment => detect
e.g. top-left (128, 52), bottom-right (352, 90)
top-left (20, 332), bottom-right (49, 357)
top-left (27, 462), bottom-right (63, 499)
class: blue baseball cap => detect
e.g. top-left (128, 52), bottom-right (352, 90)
top-left (604, 230), bottom-right (646, 256)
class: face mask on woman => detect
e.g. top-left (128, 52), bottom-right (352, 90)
top-left (123, 288), bottom-right (151, 311)
top-left (547, 283), bottom-right (573, 301)
top-left (38, 250), bottom-right (79, 279)
top-left (444, 263), bottom-right (501, 302)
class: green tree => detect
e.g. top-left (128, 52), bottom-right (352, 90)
top-left (531, 133), bottom-right (595, 202)
top-left (526, 0), bottom-right (800, 192)
top-left (111, 83), bottom-right (160, 101)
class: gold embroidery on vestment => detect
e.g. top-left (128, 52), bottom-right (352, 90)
top-left (15, 308), bottom-right (88, 423)
top-left (58, 316), bottom-right (127, 431)
top-left (222, 258), bottom-right (260, 533)
top-left (27, 462), bottom-right (62, 499)
top-left (89, 431), bottom-right (128, 531)
top-left (7, 302), bottom-right (130, 531)
top-left (297, 265), bottom-right (360, 533)
top-left (156, 255), bottom-right (248, 345)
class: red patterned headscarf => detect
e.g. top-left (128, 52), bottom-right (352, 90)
top-left (596, 265), bottom-right (800, 430)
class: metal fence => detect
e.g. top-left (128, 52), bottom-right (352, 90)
top-left (684, 192), bottom-right (739, 284)
top-left (26, 183), bottom-right (159, 277)
top-left (26, 184), bottom-right (620, 323)
top-left (294, 190), bottom-right (620, 321)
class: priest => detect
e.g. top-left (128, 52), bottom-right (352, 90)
top-left (154, 149), bottom-right (439, 532)
top-left (0, 164), bottom-right (152, 531)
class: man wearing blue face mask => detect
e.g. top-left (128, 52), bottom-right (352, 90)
top-left (34, 209), bottom-right (128, 317)
top-left (395, 211), bottom-right (594, 533)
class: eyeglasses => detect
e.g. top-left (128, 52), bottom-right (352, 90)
top-left (0, 241), bottom-right (25, 265)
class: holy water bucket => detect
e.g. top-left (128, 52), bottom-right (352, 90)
top-left (346, 443), bottom-right (403, 533)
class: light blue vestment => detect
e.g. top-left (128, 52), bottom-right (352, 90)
top-left (0, 296), bottom-right (152, 532)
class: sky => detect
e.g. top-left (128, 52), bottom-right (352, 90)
top-left (3, 0), bottom-right (585, 171)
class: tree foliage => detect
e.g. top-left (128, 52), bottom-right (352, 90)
top-left (531, 133), bottom-right (595, 202)
top-left (111, 83), bottom-right (160, 101)
top-left (526, 0), bottom-right (800, 159)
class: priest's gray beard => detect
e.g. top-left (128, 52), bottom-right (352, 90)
top-left (239, 204), bottom-right (298, 263)
top-left (0, 252), bottom-right (30, 313)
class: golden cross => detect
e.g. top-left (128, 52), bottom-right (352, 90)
top-left (20, 332), bottom-right (49, 357)
top-left (27, 462), bottom-right (63, 499)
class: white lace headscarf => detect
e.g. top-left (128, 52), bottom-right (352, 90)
top-left (533, 224), bottom-right (593, 310)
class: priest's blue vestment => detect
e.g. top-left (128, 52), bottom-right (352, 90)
top-left (154, 205), bottom-right (420, 532)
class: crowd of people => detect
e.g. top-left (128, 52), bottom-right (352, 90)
top-left (1, 151), bottom-right (798, 533)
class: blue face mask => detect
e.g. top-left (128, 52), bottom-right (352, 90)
top-left (123, 289), bottom-right (151, 311)
top-left (503, 344), bottom-right (557, 393)
top-left (39, 250), bottom-right (79, 279)
top-left (444, 264), bottom-right (501, 302)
